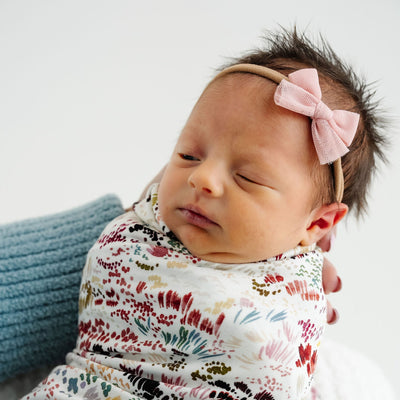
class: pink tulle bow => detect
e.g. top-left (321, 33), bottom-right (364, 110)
top-left (274, 68), bottom-right (360, 164)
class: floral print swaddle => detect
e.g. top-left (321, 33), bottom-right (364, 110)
top-left (24, 184), bottom-right (326, 400)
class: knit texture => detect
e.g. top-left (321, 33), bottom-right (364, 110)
top-left (0, 195), bottom-right (124, 382)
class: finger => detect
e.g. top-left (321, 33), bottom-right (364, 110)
top-left (326, 299), bottom-right (339, 325)
top-left (322, 257), bottom-right (342, 294)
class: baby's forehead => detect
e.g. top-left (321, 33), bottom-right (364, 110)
top-left (182, 72), bottom-right (316, 161)
top-left (187, 72), bottom-right (313, 141)
top-left (201, 73), bottom-right (278, 106)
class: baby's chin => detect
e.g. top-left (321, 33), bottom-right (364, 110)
top-left (167, 219), bottom-right (288, 264)
top-left (182, 243), bottom-right (272, 264)
top-left (182, 238), bottom-right (299, 264)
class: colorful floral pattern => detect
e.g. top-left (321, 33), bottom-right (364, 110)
top-left (24, 184), bottom-right (326, 400)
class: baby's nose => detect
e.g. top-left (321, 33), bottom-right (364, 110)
top-left (188, 163), bottom-right (224, 197)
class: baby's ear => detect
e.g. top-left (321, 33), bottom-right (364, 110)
top-left (300, 203), bottom-right (348, 246)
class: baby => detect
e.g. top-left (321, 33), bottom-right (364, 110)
top-left (23, 29), bottom-right (385, 400)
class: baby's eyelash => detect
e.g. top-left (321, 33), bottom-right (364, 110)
top-left (237, 174), bottom-right (257, 184)
top-left (179, 153), bottom-right (199, 161)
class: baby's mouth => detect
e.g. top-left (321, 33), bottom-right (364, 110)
top-left (178, 205), bottom-right (218, 228)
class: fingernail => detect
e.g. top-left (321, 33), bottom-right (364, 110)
top-left (333, 276), bottom-right (342, 293)
top-left (328, 308), bottom-right (339, 324)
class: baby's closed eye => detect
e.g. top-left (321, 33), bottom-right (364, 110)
top-left (179, 153), bottom-right (200, 161)
top-left (237, 174), bottom-right (258, 184)
top-left (236, 171), bottom-right (278, 191)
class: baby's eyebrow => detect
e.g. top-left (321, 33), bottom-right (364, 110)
top-left (237, 150), bottom-right (286, 177)
top-left (179, 126), bottom-right (204, 143)
top-left (236, 148), bottom-right (273, 166)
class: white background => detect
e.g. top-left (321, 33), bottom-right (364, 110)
top-left (1, 0), bottom-right (399, 397)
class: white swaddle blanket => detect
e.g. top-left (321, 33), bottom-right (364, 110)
top-left (24, 184), bottom-right (328, 400)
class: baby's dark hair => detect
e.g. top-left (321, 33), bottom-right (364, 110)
top-left (222, 27), bottom-right (388, 218)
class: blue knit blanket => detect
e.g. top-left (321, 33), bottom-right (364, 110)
top-left (0, 195), bottom-right (124, 382)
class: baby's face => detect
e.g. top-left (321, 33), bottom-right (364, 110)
top-left (158, 75), bottom-right (318, 263)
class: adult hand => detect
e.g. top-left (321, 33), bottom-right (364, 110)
top-left (318, 227), bottom-right (341, 325)
top-left (322, 257), bottom-right (342, 324)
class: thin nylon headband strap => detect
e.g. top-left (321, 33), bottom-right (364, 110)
top-left (210, 63), bottom-right (345, 203)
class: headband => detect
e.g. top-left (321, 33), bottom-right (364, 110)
top-left (210, 64), bottom-right (360, 202)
